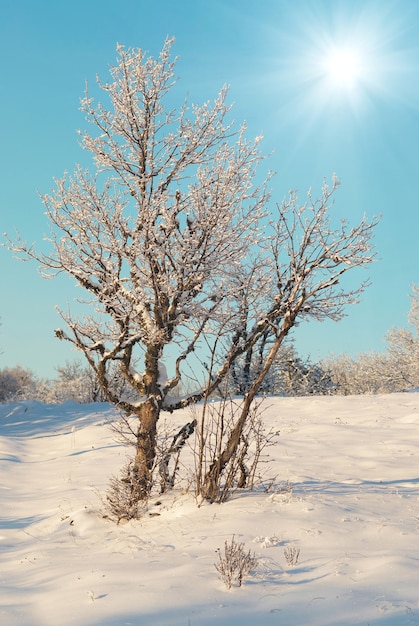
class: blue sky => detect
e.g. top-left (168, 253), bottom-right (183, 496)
top-left (1, 0), bottom-right (419, 378)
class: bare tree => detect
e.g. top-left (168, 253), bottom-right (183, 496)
top-left (6, 39), bottom-right (378, 503)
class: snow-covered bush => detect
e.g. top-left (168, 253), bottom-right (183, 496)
top-left (0, 366), bottom-right (40, 403)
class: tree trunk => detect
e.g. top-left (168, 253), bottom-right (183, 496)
top-left (132, 398), bottom-right (160, 500)
top-left (201, 392), bottom-right (254, 502)
top-left (202, 325), bottom-right (291, 501)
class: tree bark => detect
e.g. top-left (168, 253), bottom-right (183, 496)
top-left (132, 398), bottom-right (160, 500)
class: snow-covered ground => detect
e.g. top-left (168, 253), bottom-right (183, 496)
top-left (1, 394), bottom-right (418, 626)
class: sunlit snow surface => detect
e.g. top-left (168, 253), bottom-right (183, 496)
top-left (1, 394), bottom-right (418, 625)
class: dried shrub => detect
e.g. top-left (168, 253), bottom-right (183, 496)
top-left (215, 536), bottom-right (257, 589)
top-left (284, 545), bottom-right (300, 566)
top-left (104, 461), bottom-right (145, 523)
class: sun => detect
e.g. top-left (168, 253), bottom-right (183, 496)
top-left (271, 4), bottom-right (410, 125)
top-left (323, 47), bottom-right (363, 88)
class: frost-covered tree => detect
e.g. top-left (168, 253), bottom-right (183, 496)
top-left (230, 340), bottom-right (335, 396)
top-left (45, 359), bottom-right (137, 404)
top-left (271, 348), bottom-right (335, 396)
top-left (7, 39), bottom-right (378, 501)
top-left (323, 285), bottom-right (419, 395)
top-left (44, 360), bottom-right (99, 404)
top-left (0, 366), bottom-right (39, 403)
top-left (322, 351), bottom-right (393, 395)
top-left (386, 284), bottom-right (419, 390)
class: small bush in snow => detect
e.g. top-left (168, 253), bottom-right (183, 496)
top-left (104, 462), bottom-right (145, 523)
top-left (284, 545), bottom-right (300, 567)
top-left (215, 536), bottom-right (257, 589)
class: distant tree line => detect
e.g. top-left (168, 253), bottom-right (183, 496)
top-left (323, 284), bottom-right (419, 395)
top-left (0, 360), bottom-right (140, 404)
top-left (1, 284), bottom-right (418, 404)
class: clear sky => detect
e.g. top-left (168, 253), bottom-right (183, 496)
top-left (1, 0), bottom-right (419, 378)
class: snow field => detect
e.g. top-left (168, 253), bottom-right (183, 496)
top-left (1, 394), bottom-right (418, 625)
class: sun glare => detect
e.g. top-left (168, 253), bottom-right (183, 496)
top-left (325, 48), bottom-right (362, 87)
top-left (272, 3), bottom-right (412, 130)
